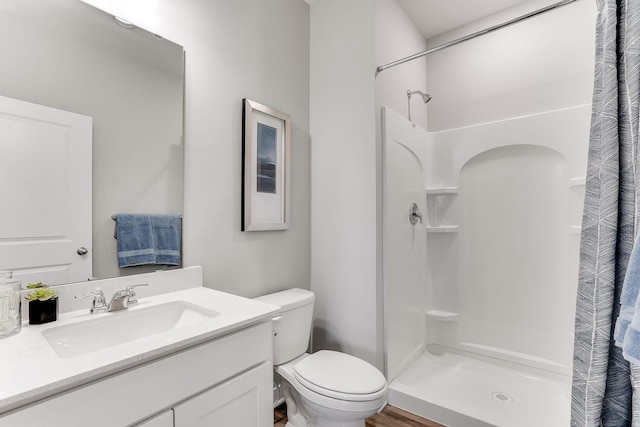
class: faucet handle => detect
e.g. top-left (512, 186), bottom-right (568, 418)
top-left (125, 283), bottom-right (148, 307)
top-left (75, 288), bottom-right (107, 314)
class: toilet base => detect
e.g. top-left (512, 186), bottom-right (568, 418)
top-left (301, 396), bottom-right (371, 427)
top-left (278, 377), bottom-right (380, 427)
top-left (284, 410), bottom-right (365, 427)
top-left (284, 408), bottom-right (366, 427)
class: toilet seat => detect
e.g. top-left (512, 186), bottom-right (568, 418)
top-left (293, 350), bottom-right (387, 402)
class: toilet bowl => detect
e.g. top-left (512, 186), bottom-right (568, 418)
top-left (255, 289), bottom-right (387, 427)
top-left (276, 352), bottom-right (387, 427)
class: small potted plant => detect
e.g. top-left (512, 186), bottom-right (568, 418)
top-left (25, 282), bottom-right (58, 325)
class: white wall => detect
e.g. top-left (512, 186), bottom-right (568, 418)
top-left (426, 0), bottom-right (596, 130)
top-left (309, 0), bottom-right (379, 366)
top-left (375, 0), bottom-right (429, 131)
top-left (81, 0), bottom-right (311, 297)
top-left (308, 0), bottom-right (429, 370)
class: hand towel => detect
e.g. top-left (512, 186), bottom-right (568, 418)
top-left (115, 214), bottom-right (182, 268)
top-left (615, 230), bottom-right (640, 356)
top-left (623, 301), bottom-right (640, 365)
top-left (150, 214), bottom-right (182, 266)
top-left (115, 214), bottom-right (156, 268)
top-left (613, 234), bottom-right (640, 347)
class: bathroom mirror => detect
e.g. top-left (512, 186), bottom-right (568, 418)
top-left (0, 0), bottom-right (184, 281)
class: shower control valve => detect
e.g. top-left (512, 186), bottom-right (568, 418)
top-left (409, 202), bottom-right (423, 225)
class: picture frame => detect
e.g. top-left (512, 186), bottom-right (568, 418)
top-left (242, 98), bottom-right (291, 231)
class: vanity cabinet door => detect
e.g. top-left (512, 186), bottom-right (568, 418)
top-left (173, 361), bottom-right (272, 427)
top-left (134, 410), bottom-right (173, 427)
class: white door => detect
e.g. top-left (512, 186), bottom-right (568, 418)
top-left (0, 95), bottom-right (92, 285)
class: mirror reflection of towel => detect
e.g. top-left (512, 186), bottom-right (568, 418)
top-left (114, 214), bottom-right (182, 268)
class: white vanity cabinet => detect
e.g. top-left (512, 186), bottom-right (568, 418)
top-left (0, 322), bottom-right (273, 427)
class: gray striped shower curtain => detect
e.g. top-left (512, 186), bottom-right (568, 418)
top-left (571, 0), bottom-right (640, 425)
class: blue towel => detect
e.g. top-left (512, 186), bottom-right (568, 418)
top-left (623, 305), bottom-right (640, 365)
top-left (615, 231), bottom-right (640, 364)
top-left (115, 214), bottom-right (181, 268)
top-left (150, 215), bottom-right (182, 266)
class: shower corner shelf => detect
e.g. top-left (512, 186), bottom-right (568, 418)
top-left (568, 177), bottom-right (586, 187)
top-left (569, 225), bottom-right (582, 234)
top-left (426, 225), bottom-right (459, 233)
top-left (426, 186), bottom-right (459, 195)
top-left (426, 310), bottom-right (459, 321)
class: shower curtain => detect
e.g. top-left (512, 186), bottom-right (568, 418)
top-left (571, 0), bottom-right (640, 425)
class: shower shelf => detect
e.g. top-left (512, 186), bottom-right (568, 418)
top-left (426, 225), bottom-right (459, 233)
top-left (426, 186), bottom-right (459, 195)
top-left (426, 310), bottom-right (459, 321)
top-left (568, 177), bottom-right (586, 187)
top-left (569, 225), bottom-right (581, 234)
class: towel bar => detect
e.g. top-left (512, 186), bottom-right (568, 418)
top-left (111, 214), bottom-right (182, 220)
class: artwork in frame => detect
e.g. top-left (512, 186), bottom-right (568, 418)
top-left (242, 98), bottom-right (291, 231)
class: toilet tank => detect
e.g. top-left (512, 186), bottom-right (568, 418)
top-left (254, 288), bottom-right (314, 365)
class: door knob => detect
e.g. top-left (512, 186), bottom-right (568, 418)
top-left (77, 247), bottom-right (88, 255)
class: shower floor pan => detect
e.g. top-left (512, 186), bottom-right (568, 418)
top-left (388, 351), bottom-right (570, 427)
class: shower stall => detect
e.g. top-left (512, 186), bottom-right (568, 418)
top-left (378, 1), bottom-right (594, 425)
top-left (381, 104), bottom-right (589, 426)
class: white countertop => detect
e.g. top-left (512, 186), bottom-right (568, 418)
top-left (0, 287), bottom-right (279, 415)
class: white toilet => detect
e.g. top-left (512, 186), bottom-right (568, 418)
top-left (255, 288), bottom-right (387, 427)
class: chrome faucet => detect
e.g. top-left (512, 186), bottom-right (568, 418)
top-left (75, 289), bottom-right (108, 314)
top-left (107, 283), bottom-right (148, 312)
top-left (125, 283), bottom-right (148, 307)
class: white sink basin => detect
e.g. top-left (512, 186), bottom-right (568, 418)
top-left (42, 301), bottom-right (219, 358)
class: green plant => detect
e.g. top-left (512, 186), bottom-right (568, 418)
top-left (25, 286), bottom-right (57, 301)
top-left (26, 282), bottom-right (45, 289)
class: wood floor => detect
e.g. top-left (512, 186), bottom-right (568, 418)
top-left (273, 404), bottom-right (287, 427)
top-left (274, 404), bottom-right (444, 427)
top-left (366, 406), bottom-right (445, 427)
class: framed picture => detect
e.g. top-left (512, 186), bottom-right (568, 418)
top-left (242, 98), bottom-right (291, 231)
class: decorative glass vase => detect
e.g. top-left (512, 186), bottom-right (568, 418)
top-left (0, 271), bottom-right (21, 337)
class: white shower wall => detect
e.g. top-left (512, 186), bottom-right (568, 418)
top-left (423, 105), bottom-right (590, 374)
top-left (383, 100), bottom-right (589, 373)
top-left (381, 107), bottom-right (429, 381)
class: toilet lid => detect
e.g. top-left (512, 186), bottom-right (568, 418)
top-left (293, 350), bottom-right (387, 401)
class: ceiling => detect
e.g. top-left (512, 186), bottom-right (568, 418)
top-left (397, 0), bottom-right (533, 39)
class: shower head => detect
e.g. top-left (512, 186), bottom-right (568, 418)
top-left (407, 90), bottom-right (432, 122)
top-left (407, 90), bottom-right (432, 104)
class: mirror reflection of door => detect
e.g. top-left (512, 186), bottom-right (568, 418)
top-left (0, 0), bottom-right (185, 280)
top-left (0, 95), bottom-right (92, 285)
